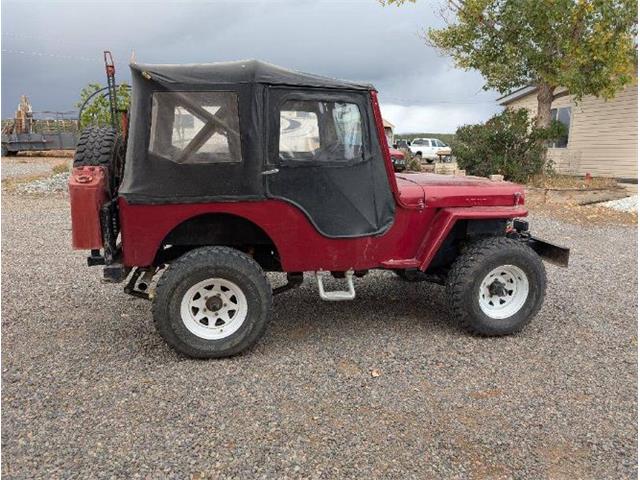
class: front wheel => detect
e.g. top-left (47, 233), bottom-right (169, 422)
top-left (153, 246), bottom-right (272, 358)
top-left (446, 237), bottom-right (546, 336)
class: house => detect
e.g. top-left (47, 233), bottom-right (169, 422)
top-left (382, 118), bottom-right (394, 146)
top-left (498, 84), bottom-right (638, 180)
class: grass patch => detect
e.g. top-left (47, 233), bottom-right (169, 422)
top-left (52, 162), bottom-right (70, 175)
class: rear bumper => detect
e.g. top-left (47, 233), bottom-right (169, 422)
top-left (527, 236), bottom-right (570, 267)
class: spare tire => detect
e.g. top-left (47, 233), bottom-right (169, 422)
top-left (73, 126), bottom-right (125, 194)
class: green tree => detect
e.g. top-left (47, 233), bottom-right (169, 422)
top-left (382, 0), bottom-right (637, 129)
top-left (76, 83), bottom-right (130, 128)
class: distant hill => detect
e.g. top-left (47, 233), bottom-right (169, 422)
top-left (394, 133), bottom-right (456, 145)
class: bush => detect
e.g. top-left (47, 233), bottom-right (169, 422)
top-left (404, 149), bottom-right (422, 171)
top-left (52, 162), bottom-right (70, 174)
top-left (450, 109), bottom-right (564, 183)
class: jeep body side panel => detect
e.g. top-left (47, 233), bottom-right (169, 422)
top-left (119, 199), bottom-right (527, 273)
top-left (118, 197), bottom-right (436, 271)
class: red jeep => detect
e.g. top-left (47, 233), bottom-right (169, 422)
top-left (69, 59), bottom-right (569, 358)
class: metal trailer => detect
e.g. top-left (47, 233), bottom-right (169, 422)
top-left (2, 131), bottom-right (78, 156)
top-left (1, 96), bottom-right (79, 155)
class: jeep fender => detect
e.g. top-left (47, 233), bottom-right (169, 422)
top-left (417, 206), bottom-right (528, 271)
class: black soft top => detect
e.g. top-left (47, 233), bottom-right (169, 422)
top-left (129, 60), bottom-right (374, 91)
top-left (120, 60), bottom-right (394, 238)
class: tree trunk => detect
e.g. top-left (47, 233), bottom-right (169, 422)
top-left (535, 83), bottom-right (554, 129)
top-left (534, 82), bottom-right (555, 174)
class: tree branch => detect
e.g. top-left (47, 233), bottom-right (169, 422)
top-left (552, 89), bottom-right (571, 101)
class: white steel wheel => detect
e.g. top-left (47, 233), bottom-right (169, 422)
top-left (180, 278), bottom-right (248, 340)
top-left (478, 265), bottom-right (529, 319)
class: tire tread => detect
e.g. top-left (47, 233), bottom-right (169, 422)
top-left (152, 246), bottom-right (272, 358)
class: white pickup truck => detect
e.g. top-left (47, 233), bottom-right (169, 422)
top-left (407, 138), bottom-right (451, 163)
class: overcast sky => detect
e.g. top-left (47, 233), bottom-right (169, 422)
top-left (1, 0), bottom-right (501, 133)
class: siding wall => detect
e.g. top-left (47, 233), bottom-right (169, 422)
top-left (504, 84), bottom-right (638, 179)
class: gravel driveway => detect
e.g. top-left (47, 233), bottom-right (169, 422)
top-left (1, 158), bottom-right (54, 180)
top-left (2, 193), bottom-right (637, 479)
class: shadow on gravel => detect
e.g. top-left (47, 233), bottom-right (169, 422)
top-left (93, 273), bottom-right (461, 362)
top-left (264, 273), bottom-right (460, 345)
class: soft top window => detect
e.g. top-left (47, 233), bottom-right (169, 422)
top-left (278, 99), bottom-right (364, 163)
top-left (149, 91), bottom-right (242, 164)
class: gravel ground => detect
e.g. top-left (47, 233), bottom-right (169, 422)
top-left (598, 194), bottom-right (638, 213)
top-left (13, 172), bottom-right (70, 194)
top-left (2, 193), bottom-right (637, 479)
top-left (1, 159), bottom-right (54, 180)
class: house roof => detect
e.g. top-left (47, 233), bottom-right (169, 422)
top-left (497, 85), bottom-right (537, 105)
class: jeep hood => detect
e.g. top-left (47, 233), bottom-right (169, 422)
top-left (395, 173), bottom-right (525, 208)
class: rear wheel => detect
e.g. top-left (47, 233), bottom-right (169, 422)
top-left (73, 126), bottom-right (124, 194)
top-left (153, 246), bottom-right (272, 358)
top-left (446, 237), bottom-right (546, 336)
top-left (414, 152), bottom-right (422, 162)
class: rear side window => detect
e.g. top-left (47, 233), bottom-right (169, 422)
top-left (149, 91), bottom-right (242, 164)
top-left (279, 100), bottom-right (364, 162)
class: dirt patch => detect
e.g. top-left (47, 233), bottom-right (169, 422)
top-left (469, 388), bottom-right (504, 400)
top-left (17, 149), bottom-right (75, 158)
top-left (2, 156), bottom-right (70, 182)
top-left (525, 176), bottom-right (638, 225)
top-left (529, 174), bottom-right (619, 190)
top-left (527, 186), bottom-right (629, 206)
top-left (527, 201), bottom-right (637, 226)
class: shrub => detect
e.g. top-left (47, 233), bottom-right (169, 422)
top-left (450, 109), bottom-right (564, 183)
top-left (404, 149), bottom-right (422, 171)
top-left (52, 162), bottom-right (70, 174)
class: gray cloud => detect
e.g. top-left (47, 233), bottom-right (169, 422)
top-left (1, 0), bottom-right (500, 132)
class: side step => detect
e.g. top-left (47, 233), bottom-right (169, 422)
top-left (316, 270), bottom-right (356, 301)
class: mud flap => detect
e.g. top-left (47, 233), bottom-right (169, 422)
top-left (527, 237), bottom-right (570, 267)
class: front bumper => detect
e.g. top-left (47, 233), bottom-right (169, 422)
top-left (511, 219), bottom-right (570, 267)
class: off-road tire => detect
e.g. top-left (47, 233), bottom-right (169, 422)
top-left (73, 126), bottom-right (124, 193)
top-left (152, 246), bottom-right (272, 358)
top-left (446, 236), bottom-right (546, 336)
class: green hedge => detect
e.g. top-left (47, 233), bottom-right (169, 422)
top-left (451, 109), bottom-right (564, 183)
